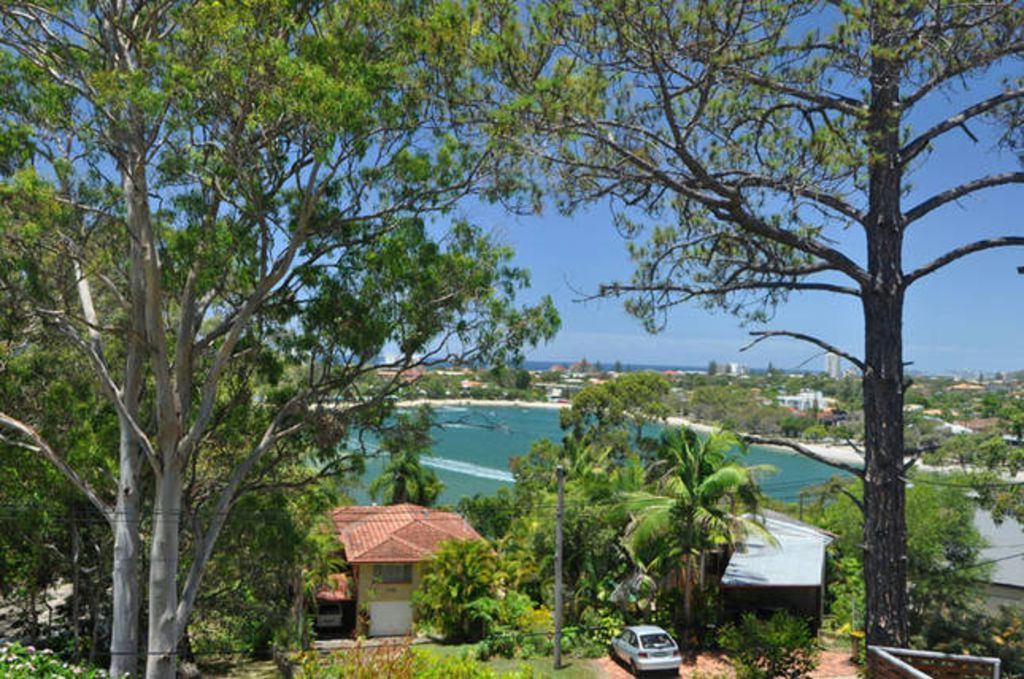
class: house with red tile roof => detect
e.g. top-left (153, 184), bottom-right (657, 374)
top-left (315, 504), bottom-right (482, 637)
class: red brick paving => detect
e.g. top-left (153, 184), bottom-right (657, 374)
top-left (594, 649), bottom-right (859, 677)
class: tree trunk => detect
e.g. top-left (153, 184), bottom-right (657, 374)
top-left (88, 574), bottom-right (101, 666)
top-left (71, 512), bottom-right (82, 663)
top-left (146, 467), bottom-right (184, 679)
top-left (861, 290), bottom-right (909, 646)
top-left (110, 425), bottom-right (142, 677)
top-left (862, 10), bottom-right (909, 643)
top-left (681, 554), bottom-right (692, 648)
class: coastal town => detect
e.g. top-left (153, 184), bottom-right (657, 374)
top-left (1, 1), bottom-right (1023, 678)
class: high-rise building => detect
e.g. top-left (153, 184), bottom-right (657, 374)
top-left (825, 352), bottom-right (842, 379)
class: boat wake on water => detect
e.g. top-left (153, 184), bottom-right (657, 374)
top-left (422, 456), bottom-right (515, 483)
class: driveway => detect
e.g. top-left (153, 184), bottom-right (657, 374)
top-left (594, 649), bottom-right (859, 678)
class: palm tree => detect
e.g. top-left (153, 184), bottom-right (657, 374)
top-left (369, 406), bottom-right (443, 506)
top-left (369, 448), bottom-right (443, 505)
top-left (619, 427), bottom-right (772, 643)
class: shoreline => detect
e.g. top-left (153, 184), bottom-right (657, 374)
top-left (396, 397), bottom-right (866, 470)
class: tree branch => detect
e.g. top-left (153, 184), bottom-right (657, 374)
top-left (723, 67), bottom-right (865, 117)
top-left (46, 314), bottom-right (160, 472)
top-left (740, 330), bottom-right (866, 372)
top-left (835, 484), bottom-right (865, 513)
top-left (0, 412), bottom-right (114, 524)
top-left (901, 88), bottom-right (1024, 163)
top-left (904, 236), bottom-right (1024, 285)
top-left (600, 280), bottom-right (862, 305)
top-left (743, 434), bottom-right (864, 478)
top-left (905, 172), bottom-right (1024, 225)
top-left (573, 115), bottom-right (870, 285)
top-left (731, 173), bottom-right (866, 223)
top-left (174, 400), bottom-right (305, 639)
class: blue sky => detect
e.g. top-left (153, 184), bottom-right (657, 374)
top-left (457, 92), bottom-right (1023, 375)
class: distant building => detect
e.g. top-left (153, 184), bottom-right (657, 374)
top-left (825, 353), bottom-right (842, 379)
top-left (777, 389), bottom-right (829, 412)
top-left (712, 361), bottom-right (748, 376)
top-left (948, 381), bottom-right (985, 392)
top-left (957, 417), bottom-right (1002, 433)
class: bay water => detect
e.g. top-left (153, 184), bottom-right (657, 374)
top-left (353, 405), bottom-right (847, 505)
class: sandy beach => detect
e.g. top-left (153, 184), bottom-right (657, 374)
top-left (397, 398), bottom-right (866, 470)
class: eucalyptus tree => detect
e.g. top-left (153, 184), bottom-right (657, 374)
top-left (482, 0), bottom-right (1024, 645)
top-left (0, 1), bottom-right (556, 676)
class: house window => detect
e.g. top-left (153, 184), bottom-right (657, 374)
top-left (373, 564), bottom-right (413, 584)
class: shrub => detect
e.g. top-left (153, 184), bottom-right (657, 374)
top-left (296, 642), bottom-right (536, 678)
top-left (718, 611), bottom-right (820, 679)
top-left (563, 609), bottom-right (624, 658)
top-left (913, 605), bottom-right (1024, 677)
top-left (475, 601), bottom-right (554, 661)
top-left (413, 539), bottom-right (500, 641)
top-left (0, 642), bottom-right (106, 678)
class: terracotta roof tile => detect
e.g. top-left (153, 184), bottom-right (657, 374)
top-left (315, 573), bottom-right (353, 602)
top-left (329, 503), bottom-right (482, 564)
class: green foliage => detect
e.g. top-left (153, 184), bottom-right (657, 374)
top-left (475, 596), bottom-right (554, 661)
top-left (718, 612), bottom-right (820, 679)
top-left (802, 424), bottom-right (829, 441)
top-left (913, 606), bottom-right (1024, 677)
top-left (825, 556), bottom-right (866, 634)
top-left (189, 484), bottom-right (341, 655)
top-left (923, 432), bottom-right (1024, 523)
top-left (413, 539), bottom-right (501, 641)
top-left (296, 643), bottom-right (536, 679)
top-left (687, 386), bottom-right (788, 435)
top-left (778, 415), bottom-right (814, 438)
top-left (619, 428), bottom-right (770, 573)
top-left (617, 427), bottom-right (771, 642)
top-left (559, 372), bottom-right (672, 451)
top-left (562, 609), bottom-right (625, 658)
top-left (369, 406), bottom-right (443, 506)
top-left (0, 642), bottom-right (106, 678)
top-left (930, 435), bottom-right (1022, 475)
top-left (0, 343), bottom-right (115, 651)
top-left (817, 476), bottom-right (990, 630)
top-left (457, 487), bottom-right (519, 540)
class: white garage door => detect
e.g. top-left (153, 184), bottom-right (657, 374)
top-left (369, 600), bottom-right (413, 637)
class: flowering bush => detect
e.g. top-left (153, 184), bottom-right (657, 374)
top-left (0, 642), bottom-right (106, 678)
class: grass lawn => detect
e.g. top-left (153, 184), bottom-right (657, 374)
top-left (422, 643), bottom-right (602, 678)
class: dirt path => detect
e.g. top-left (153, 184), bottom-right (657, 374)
top-left (593, 649), bottom-right (858, 678)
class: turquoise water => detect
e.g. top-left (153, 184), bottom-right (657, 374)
top-left (355, 405), bottom-right (848, 505)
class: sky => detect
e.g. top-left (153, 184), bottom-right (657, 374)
top-left (454, 88), bottom-right (1024, 376)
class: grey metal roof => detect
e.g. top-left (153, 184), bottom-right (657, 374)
top-left (974, 511), bottom-right (1024, 589)
top-left (720, 512), bottom-right (834, 588)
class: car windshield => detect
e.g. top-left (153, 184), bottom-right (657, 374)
top-left (640, 633), bottom-right (675, 649)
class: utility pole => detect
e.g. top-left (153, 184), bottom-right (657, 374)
top-left (554, 464), bottom-right (565, 671)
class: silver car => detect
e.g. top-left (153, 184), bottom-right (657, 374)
top-left (610, 625), bottom-right (682, 676)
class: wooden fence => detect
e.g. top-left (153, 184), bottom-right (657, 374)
top-left (867, 646), bottom-right (1001, 679)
